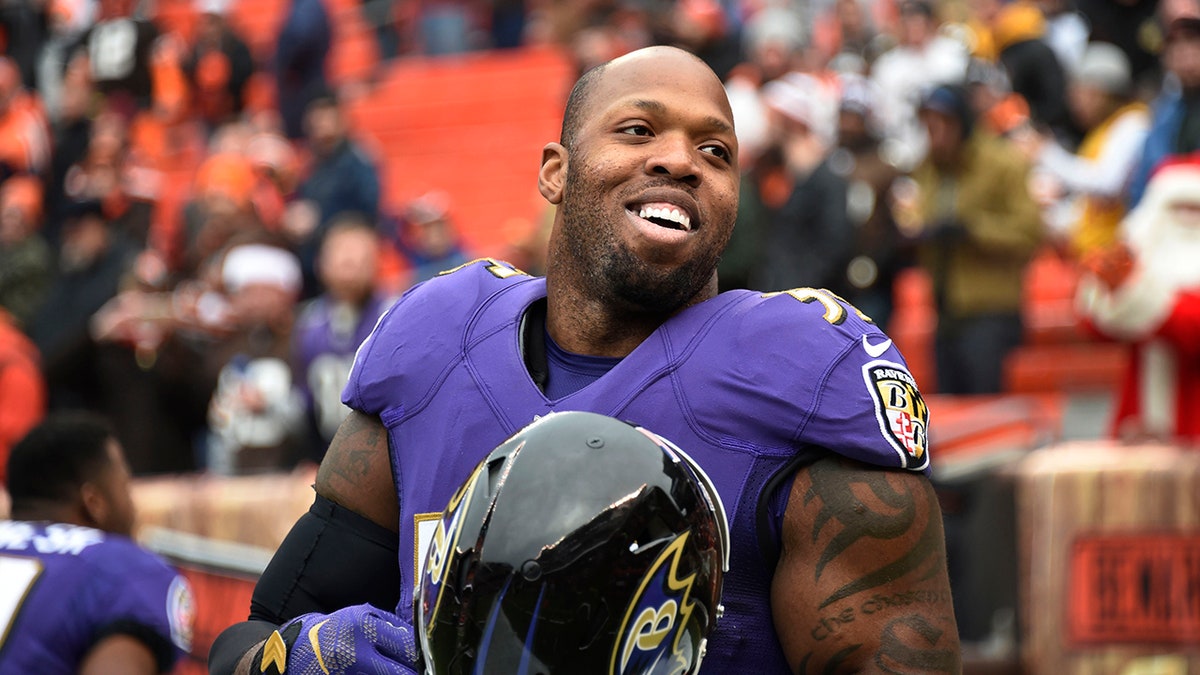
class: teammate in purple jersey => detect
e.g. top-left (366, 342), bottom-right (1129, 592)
top-left (292, 219), bottom-right (392, 451)
top-left (211, 45), bottom-right (960, 674)
top-left (1, 413), bottom-right (194, 675)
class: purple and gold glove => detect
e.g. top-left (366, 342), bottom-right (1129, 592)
top-left (252, 603), bottom-right (420, 675)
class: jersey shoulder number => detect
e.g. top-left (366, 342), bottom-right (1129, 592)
top-left (437, 257), bottom-right (529, 280)
top-left (761, 287), bottom-right (874, 326)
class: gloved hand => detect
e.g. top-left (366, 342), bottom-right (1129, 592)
top-left (252, 603), bottom-right (420, 675)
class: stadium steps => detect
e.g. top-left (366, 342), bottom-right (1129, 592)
top-left (345, 46), bottom-right (576, 256)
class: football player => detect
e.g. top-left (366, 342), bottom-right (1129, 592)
top-left (211, 45), bottom-right (960, 674)
top-left (0, 412), bottom-right (194, 674)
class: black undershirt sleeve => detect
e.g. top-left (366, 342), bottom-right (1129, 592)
top-left (207, 494), bottom-right (401, 674)
top-left (250, 493), bottom-right (401, 622)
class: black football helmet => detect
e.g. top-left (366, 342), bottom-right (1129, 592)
top-left (417, 411), bottom-right (730, 675)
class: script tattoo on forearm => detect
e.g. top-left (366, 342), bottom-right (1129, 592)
top-left (796, 614), bottom-right (956, 675)
top-left (804, 460), bottom-right (944, 609)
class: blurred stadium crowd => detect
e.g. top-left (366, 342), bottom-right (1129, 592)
top-left (0, 0), bottom-right (1195, 485)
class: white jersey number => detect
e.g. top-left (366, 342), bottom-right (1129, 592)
top-left (0, 556), bottom-right (43, 649)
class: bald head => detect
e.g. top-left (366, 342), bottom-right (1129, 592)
top-left (559, 47), bottom-right (731, 150)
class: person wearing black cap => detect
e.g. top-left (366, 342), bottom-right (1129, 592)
top-left (1128, 13), bottom-right (1200, 206)
top-left (904, 83), bottom-right (1044, 395)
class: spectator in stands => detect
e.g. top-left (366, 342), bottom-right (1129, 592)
top-left (832, 74), bottom-right (908, 331)
top-left (992, 1), bottom-right (1074, 142)
top-left (870, 0), bottom-right (970, 169)
top-left (360, 0), bottom-right (399, 61)
top-left (1076, 158), bottom-right (1200, 443)
top-left (185, 0), bottom-right (255, 131)
top-left (1128, 14), bottom-right (1200, 206)
top-left (34, 0), bottom-right (96, 122)
top-left (1020, 42), bottom-right (1150, 258)
top-left (1034, 0), bottom-right (1090, 73)
top-left (0, 0), bottom-right (47, 90)
top-left (903, 84), bottom-right (1043, 394)
top-left (964, 57), bottom-right (1033, 139)
top-left (812, 0), bottom-right (884, 71)
top-left (669, 0), bottom-right (740, 81)
top-left (1076, 0), bottom-right (1162, 91)
top-left (489, 0), bottom-right (526, 50)
top-left (206, 240), bottom-right (307, 474)
top-left (0, 308), bottom-right (45, 487)
top-left (730, 73), bottom-right (851, 294)
top-left (28, 200), bottom-right (138, 410)
top-left (58, 107), bottom-right (157, 248)
top-left (286, 91), bottom-right (381, 296)
top-left (293, 217), bottom-right (391, 455)
top-left (0, 57), bottom-right (51, 179)
top-left (0, 412), bottom-right (195, 674)
top-left (44, 56), bottom-right (94, 246)
top-left (70, 0), bottom-right (160, 115)
top-left (392, 190), bottom-right (469, 285)
top-left (244, 130), bottom-right (299, 231)
top-left (274, 0), bottom-right (332, 140)
top-left (724, 5), bottom-right (807, 168)
top-left (86, 250), bottom-right (213, 476)
top-left (0, 176), bottom-right (51, 329)
top-left (418, 0), bottom-right (480, 55)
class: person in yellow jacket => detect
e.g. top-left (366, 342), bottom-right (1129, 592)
top-left (1017, 42), bottom-right (1150, 258)
top-left (896, 83), bottom-right (1044, 394)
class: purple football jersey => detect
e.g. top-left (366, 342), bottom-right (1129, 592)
top-left (343, 259), bottom-right (932, 673)
top-left (0, 521), bottom-right (194, 674)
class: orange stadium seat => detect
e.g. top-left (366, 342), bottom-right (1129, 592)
top-left (888, 267), bottom-right (937, 392)
top-left (1004, 246), bottom-right (1127, 394)
top-left (346, 46), bottom-right (577, 257)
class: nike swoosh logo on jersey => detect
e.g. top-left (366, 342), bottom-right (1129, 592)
top-left (862, 335), bottom-right (893, 358)
top-left (309, 619), bottom-right (332, 674)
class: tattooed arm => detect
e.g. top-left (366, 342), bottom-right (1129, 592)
top-left (772, 456), bottom-right (961, 674)
top-left (208, 411), bottom-right (402, 675)
top-left (314, 410), bottom-right (401, 528)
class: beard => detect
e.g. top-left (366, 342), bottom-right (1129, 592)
top-left (555, 162), bottom-right (727, 315)
top-left (1126, 173), bottom-right (1200, 290)
top-left (1131, 216), bottom-right (1200, 289)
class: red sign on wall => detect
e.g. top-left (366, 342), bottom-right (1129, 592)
top-left (1068, 534), bottom-right (1200, 645)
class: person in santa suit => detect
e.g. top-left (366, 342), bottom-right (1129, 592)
top-left (1076, 156), bottom-right (1200, 444)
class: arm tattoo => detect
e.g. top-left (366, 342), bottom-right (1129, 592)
top-left (798, 644), bottom-right (864, 675)
top-left (804, 460), bottom-right (943, 609)
top-left (320, 412), bottom-right (385, 485)
top-left (875, 615), bottom-right (958, 673)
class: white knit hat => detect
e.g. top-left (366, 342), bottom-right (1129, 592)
top-left (1072, 42), bottom-right (1132, 96)
top-left (222, 244), bottom-right (302, 295)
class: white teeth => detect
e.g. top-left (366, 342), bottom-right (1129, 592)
top-left (637, 205), bottom-right (692, 231)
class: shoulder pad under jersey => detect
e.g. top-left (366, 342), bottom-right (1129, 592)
top-left (342, 258), bottom-right (536, 417)
top-left (683, 288), bottom-right (931, 472)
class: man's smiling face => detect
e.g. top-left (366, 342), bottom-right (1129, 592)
top-left (545, 47), bottom-right (740, 315)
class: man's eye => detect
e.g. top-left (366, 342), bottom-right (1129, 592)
top-left (621, 125), bottom-right (652, 136)
top-left (701, 144), bottom-right (731, 161)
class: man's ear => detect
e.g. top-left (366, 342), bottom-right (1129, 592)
top-left (539, 142), bottom-right (567, 205)
top-left (79, 482), bottom-right (108, 530)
